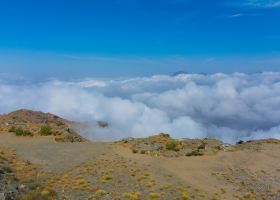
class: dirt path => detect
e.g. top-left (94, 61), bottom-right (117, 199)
top-left (0, 133), bottom-right (112, 172)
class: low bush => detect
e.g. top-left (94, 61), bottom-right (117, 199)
top-left (95, 189), bottom-right (108, 197)
top-left (3, 165), bottom-right (12, 173)
top-left (55, 121), bottom-right (64, 126)
top-left (149, 192), bottom-right (161, 199)
top-left (132, 149), bottom-right (138, 154)
top-left (182, 191), bottom-right (190, 200)
top-left (159, 133), bottom-right (170, 138)
top-left (122, 192), bottom-right (141, 200)
top-left (8, 126), bottom-right (16, 133)
top-left (39, 125), bottom-right (53, 136)
top-left (236, 140), bottom-right (244, 145)
top-left (9, 127), bottom-right (33, 136)
top-left (140, 150), bottom-right (146, 154)
top-left (197, 142), bottom-right (206, 150)
top-left (166, 141), bottom-right (181, 151)
top-left (186, 150), bottom-right (203, 157)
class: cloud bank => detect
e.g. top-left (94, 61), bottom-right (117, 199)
top-left (0, 72), bottom-right (280, 143)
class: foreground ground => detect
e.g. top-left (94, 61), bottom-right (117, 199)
top-left (0, 110), bottom-right (280, 200)
top-left (1, 133), bottom-right (280, 200)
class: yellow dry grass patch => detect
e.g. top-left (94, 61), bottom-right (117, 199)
top-left (149, 192), bottom-right (161, 199)
top-left (95, 189), bottom-right (108, 196)
top-left (122, 192), bottom-right (142, 200)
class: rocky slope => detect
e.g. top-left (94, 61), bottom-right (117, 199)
top-left (117, 133), bottom-right (227, 157)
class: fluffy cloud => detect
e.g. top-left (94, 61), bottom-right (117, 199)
top-left (0, 72), bottom-right (280, 143)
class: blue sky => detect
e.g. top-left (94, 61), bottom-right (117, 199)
top-left (0, 0), bottom-right (280, 80)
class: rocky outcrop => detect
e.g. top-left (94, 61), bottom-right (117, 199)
top-left (118, 133), bottom-right (226, 157)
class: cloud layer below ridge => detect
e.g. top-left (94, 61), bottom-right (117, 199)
top-left (0, 72), bottom-right (280, 143)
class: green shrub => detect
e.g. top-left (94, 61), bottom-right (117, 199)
top-left (186, 150), bottom-right (203, 157)
top-left (3, 165), bottom-right (12, 173)
top-left (55, 121), bottom-right (64, 126)
top-left (16, 128), bottom-right (32, 136)
top-left (149, 192), bottom-right (161, 199)
top-left (9, 127), bottom-right (33, 136)
top-left (166, 141), bottom-right (181, 151)
top-left (159, 133), bottom-right (170, 138)
top-left (140, 150), bottom-right (146, 154)
top-left (39, 125), bottom-right (53, 136)
top-left (132, 149), bottom-right (138, 154)
top-left (95, 189), bottom-right (108, 197)
top-left (197, 142), bottom-right (206, 150)
top-left (236, 140), bottom-right (244, 145)
top-left (8, 126), bottom-right (16, 133)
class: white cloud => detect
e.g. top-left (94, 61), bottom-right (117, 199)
top-left (0, 72), bottom-right (280, 143)
top-left (228, 0), bottom-right (280, 8)
top-left (230, 13), bottom-right (244, 17)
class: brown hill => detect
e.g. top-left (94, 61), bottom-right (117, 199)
top-left (0, 109), bottom-right (68, 125)
top-left (0, 109), bottom-right (85, 143)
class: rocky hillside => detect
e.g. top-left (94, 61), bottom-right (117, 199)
top-left (117, 133), bottom-right (229, 157)
top-left (0, 109), bottom-right (85, 143)
top-left (117, 133), bottom-right (280, 157)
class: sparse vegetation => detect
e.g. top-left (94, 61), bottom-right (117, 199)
top-left (237, 140), bottom-right (244, 144)
top-left (198, 142), bottom-right (206, 150)
top-left (3, 165), bottom-right (12, 173)
top-left (140, 150), bottom-right (146, 154)
top-left (20, 191), bottom-right (49, 200)
top-left (9, 126), bottom-right (33, 136)
top-left (39, 125), bottom-right (53, 136)
top-left (159, 133), bottom-right (170, 138)
top-left (95, 189), bottom-right (108, 196)
top-left (185, 150), bottom-right (203, 157)
top-left (55, 121), bottom-right (64, 126)
top-left (182, 191), bottom-right (190, 200)
top-left (20, 189), bottom-right (57, 200)
top-left (118, 134), bottom-right (223, 157)
top-left (122, 192), bottom-right (141, 200)
top-left (166, 140), bottom-right (181, 151)
top-left (8, 126), bottom-right (16, 132)
top-left (149, 192), bottom-right (161, 199)
top-left (1, 109), bottom-right (84, 142)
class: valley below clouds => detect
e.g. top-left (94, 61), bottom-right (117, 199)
top-left (0, 72), bottom-right (280, 143)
